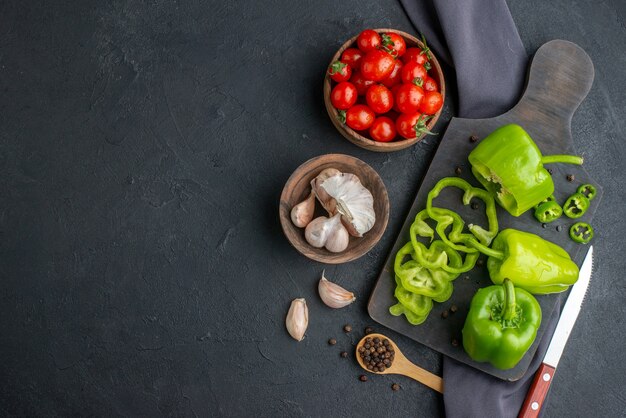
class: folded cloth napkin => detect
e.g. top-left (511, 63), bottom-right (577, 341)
top-left (399, 0), bottom-right (560, 416)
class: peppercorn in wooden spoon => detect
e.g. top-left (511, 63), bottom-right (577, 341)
top-left (355, 333), bottom-right (444, 393)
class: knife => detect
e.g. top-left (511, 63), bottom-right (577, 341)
top-left (518, 245), bottom-right (593, 418)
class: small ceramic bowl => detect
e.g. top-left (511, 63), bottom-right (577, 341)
top-left (323, 28), bottom-right (445, 152)
top-left (279, 154), bottom-right (389, 264)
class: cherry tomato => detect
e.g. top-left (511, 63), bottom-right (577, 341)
top-left (396, 112), bottom-right (433, 139)
top-left (369, 116), bottom-right (397, 142)
top-left (381, 33), bottom-right (406, 58)
top-left (419, 91), bottom-right (443, 115)
top-left (365, 84), bottom-right (394, 114)
top-left (402, 47), bottom-right (429, 66)
top-left (356, 29), bottom-right (381, 53)
top-left (327, 61), bottom-right (352, 83)
top-left (330, 82), bottom-right (358, 110)
top-left (391, 84), bottom-right (403, 112)
top-left (401, 61), bottom-right (428, 85)
top-left (360, 50), bottom-right (396, 81)
top-left (346, 104), bottom-right (375, 131)
top-left (350, 71), bottom-right (376, 95)
top-left (423, 76), bottom-right (438, 92)
top-left (341, 48), bottom-right (363, 69)
top-left (394, 83), bottom-right (425, 114)
top-left (380, 60), bottom-right (403, 88)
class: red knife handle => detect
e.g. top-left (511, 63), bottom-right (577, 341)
top-left (518, 363), bottom-right (556, 418)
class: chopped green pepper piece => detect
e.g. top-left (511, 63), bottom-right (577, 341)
top-left (570, 222), bottom-right (594, 244)
top-left (462, 279), bottom-right (542, 370)
top-left (563, 192), bottom-right (590, 218)
top-left (534, 199), bottom-right (563, 223)
top-left (468, 124), bottom-right (583, 217)
top-left (389, 275), bottom-right (434, 325)
top-left (577, 184), bottom-right (597, 200)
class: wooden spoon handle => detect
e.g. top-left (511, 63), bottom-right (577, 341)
top-left (397, 359), bottom-right (444, 393)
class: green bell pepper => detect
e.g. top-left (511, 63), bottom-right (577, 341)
top-left (534, 196), bottom-right (563, 223)
top-left (462, 279), bottom-right (542, 370)
top-left (389, 275), bottom-right (434, 325)
top-left (475, 229), bottom-right (580, 294)
top-left (563, 192), bottom-right (590, 218)
top-left (570, 222), bottom-right (594, 244)
top-left (468, 124), bottom-right (583, 217)
top-left (577, 184), bottom-right (597, 200)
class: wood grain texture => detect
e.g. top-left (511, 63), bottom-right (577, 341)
top-left (279, 154), bottom-right (389, 264)
top-left (518, 363), bottom-right (556, 418)
top-left (323, 28), bottom-right (445, 152)
top-left (355, 333), bottom-right (444, 393)
top-left (367, 40), bottom-right (603, 381)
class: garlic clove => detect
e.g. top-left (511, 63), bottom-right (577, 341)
top-left (311, 168), bottom-right (341, 214)
top-left (304, 216), bottom-right (332, 248)
top-left (318, 271), bottom-right (356, 309)
top-left (304, 213), bottom-right (350, 253)
top-left (285, 298), bottom-right (308, 341)
top-left (324, 218), bottom-right (349, 253)
top-left (290, 190), bottom-right (315, 228)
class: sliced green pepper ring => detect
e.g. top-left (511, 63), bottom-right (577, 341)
top-left (577, 184), bottom-right (597, 200)
top-left (570, 222), bottom-right (594, 244)
top-left (534, 200), bottom-right (563, 223)
top-left (563, 192), bottom-right (590, 218)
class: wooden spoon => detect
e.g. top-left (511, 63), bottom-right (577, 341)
top-left (355, 333), bottom-right (444, 393)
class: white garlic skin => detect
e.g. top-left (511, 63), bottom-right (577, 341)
top-left (318, 273), bottom-right (356, 309)
top-left (290, 191), bottom-right (315, 228)
top-left (304, 213), bottom-right (349, 253)
top-left (285, 298), bottom-right (308, 341)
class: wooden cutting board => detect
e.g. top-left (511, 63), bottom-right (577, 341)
top-left (368, 40), bottom-right (603, 381)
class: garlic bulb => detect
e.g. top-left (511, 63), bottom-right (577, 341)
top-left (312, 170), bottom-right (375, 238)
top-left (285, 298), bottom-right (308, 341)
top-left (304, 213), bottom-right (350, 253)
top-left (290, 190), bottom-right (315, 228)
top-left (318, 271), bottom-right (356, 308)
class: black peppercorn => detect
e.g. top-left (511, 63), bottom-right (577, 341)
top-left (547, 168), bottom-right (554, 175)
top-left (471, 202), bottom-right (479, 210)
top-left (451, 338), bottom-right (459, 347)
top-left (364, 327), bottom-right (373, 335)
top-left (476, 258), bottom-right (484, 267)
top-left (469, 135), bottom-right (479, 143)
top-left (359, 375), bottom-right (368, 382)
top-left (542, 223), bottom-right (547, 229)
top-left (450, 305), bottom-right (458, 313)
top-left (392, 383), bottom-right (400, 391)
top-left (455, 166), bottom-right (462, 176)
top-left (557, 225), bottom-right (563, 232)
top-left (441, 310), bottom-right (449, 319)
top-left (340, 351), bottom-right (348, 358)
top-left (343, 324), bottom-right (352, 333)
top-left (567, 174), bottom-right (575, 182)
top-left (328, 338), bottom-right (337, 346)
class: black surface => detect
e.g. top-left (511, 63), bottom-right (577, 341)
top-left (1, 1), bottom-right (625, 417)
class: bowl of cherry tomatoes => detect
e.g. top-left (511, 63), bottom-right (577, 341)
top-left (323, 28), bottom-right (445, 152)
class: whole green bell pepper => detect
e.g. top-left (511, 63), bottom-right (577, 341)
top-left (468, 124), bottom-right (583, 217)
top-left (462, 279), bottom-right (542, 370)
top-left (475, 229), bottom-right (580, 294)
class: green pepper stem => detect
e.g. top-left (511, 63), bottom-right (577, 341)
top-left (501, 279), bottom-right (516, 321)
top-left (541, 154), bottom-right (584, 165)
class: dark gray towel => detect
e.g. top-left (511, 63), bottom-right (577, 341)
top-left (398, 1), bottom-right (559, 416)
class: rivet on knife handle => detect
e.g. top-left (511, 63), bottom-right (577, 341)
top-left (518, 362), bottom-right (555, 417)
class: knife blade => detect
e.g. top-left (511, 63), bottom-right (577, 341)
top-left (518, 245), bottom-right (593, 418)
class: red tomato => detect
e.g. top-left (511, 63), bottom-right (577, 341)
top-left (341, 48), bottom-right (364, 69)
top-left (419, 91), bottom-right (443, 115)
top-left (402, 47), bottom-right (429, 65)
top-left (380, 60), bottom-right (403, 88)
top-left (394, 83), bottom-right (425, 114)
top-left (391, 84), bottom-right (403, 112)
top-left (327, 60), bottom-right (352, 83)
top-left (360, 50), bottom-right (396, 81)
top-left (356, 29), bottom-right (381, 53)
top-left (423, 76), bottom-right (438, 92)
top-left (365, 85), bottom-right (393, 114)
top-left (401, 61), bottom-right (428, 85)
top-left (330, 82), bottom-right (358, 110)
top-left (346, 105), bottom-right (375, 131)
top-left (381, 33), bottom-right (406, 57)
top-left (369, 116), bottom-right (397, 142)
top-left (396, 112), bottom-right (431, 139)
top-left (350, 71), bottom-right (376, 95)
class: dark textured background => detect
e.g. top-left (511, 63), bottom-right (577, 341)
top-left (1, 0), bottom-right (625, 416)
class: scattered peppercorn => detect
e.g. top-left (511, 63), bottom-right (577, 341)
top-left (359, 375), bottom-right (368, 382)
top-left (451, 338), bottom-right (459, 347)
top-left (464, 275), bottom-right (470, 280)
top-left (391, 383), bottom-right (400, 391)
top-left (450, 304), bottom-right (458, 313)
top-left (340, 351), bottom-right (348, 358)
top-left (441, 310), bottom-right (449, 319)
top-left (476, 258), bottom-right (484, 267)
top-left (556, 225), bottom-right (563, 232)
top-left (343, 324), bottom-right (352, 333)
top-left (364, 327), bottom-right (373, 334)
top-left (542, 223), bottom-right (547, 229)
top-left (455, 166), bottom-right (462, 176)
top-left (547, 168), bottom-right (553, 175)
top-left (328, 338), bottom-right (337, 346)
top-left (567, 174), bottom-right (575, 182)
top-left (358, 337), bottom-right (394, 372)
top-left (471, 202), bottom-right (479, 210)
top-left (469, 135), bottom-right (479, 143)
